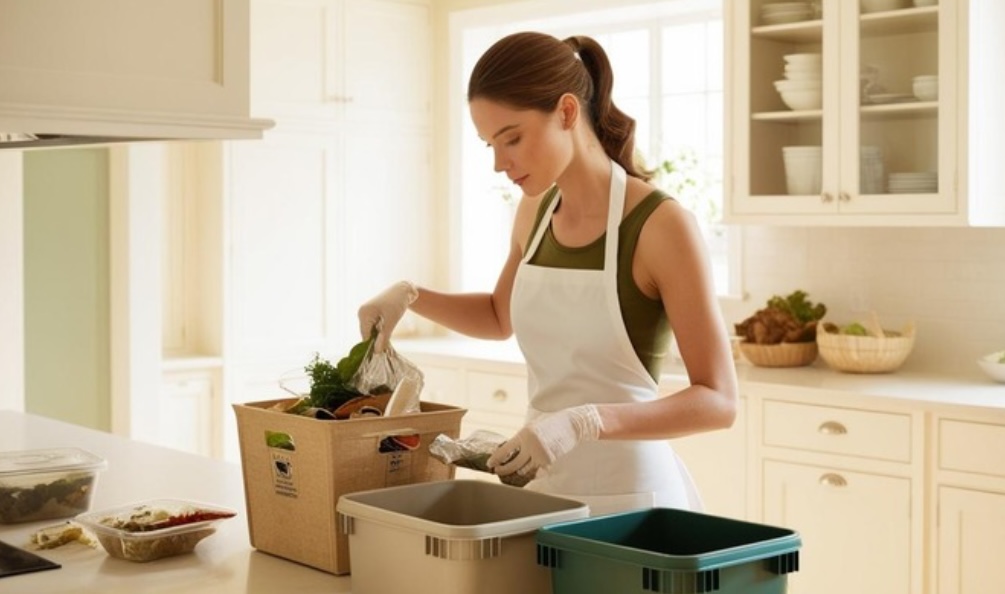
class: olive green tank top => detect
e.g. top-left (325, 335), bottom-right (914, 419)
top-left (526, 187), bottom-right (671, 380)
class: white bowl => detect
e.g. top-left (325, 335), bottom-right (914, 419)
top-left (861, 0), bottom-right (907, 12)
top-left (778, 89), bottom-right (823, 110)
top-left (977, 351), bottom-right (1005, 383)
top-left (775, 79), bottom-right (822, 91)
top-left (784, 53), bottom-right (822, 66)
top-left (784, 70), bottom-right (822, 82)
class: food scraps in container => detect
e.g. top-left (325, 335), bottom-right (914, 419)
top-left (74, 500), bottom-right (236, 562)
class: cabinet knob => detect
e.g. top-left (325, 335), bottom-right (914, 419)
top-left (840, 191), bottom-right (851, 202)
top-left (492, 389), bottom-right (508, 402)
top-left (818, 420), bottom-right (848, 435)
top-left (821, 192), bottom-right (834, 203)
top-left (818, 473), bottom-right (848, 487)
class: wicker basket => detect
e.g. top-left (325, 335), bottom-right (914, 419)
top-left (817, 322), bottom-right (916, 373)
top-left (739, 341), bottom-right (818, 368)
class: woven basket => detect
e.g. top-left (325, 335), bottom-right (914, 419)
top-left (739, 341), bottom-right (818, 368)
top-left (817, 322), bottom-right (916, 373)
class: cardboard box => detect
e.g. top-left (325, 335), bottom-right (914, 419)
top-left (233, 398), bottom-right (465, 574)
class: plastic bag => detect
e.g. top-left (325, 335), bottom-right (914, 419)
top-left (351, 342), bottom-right (425, 415)
top-left (428, 430), bottom-right (531, 488)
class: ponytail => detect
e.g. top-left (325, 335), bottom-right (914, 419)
top-left (563, 36), bottom-right (651, 180)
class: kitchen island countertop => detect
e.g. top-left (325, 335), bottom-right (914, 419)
top-left (0, 410), bottom-right (353, 594)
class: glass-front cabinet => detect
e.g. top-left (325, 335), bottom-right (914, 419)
top-left (726, 0), bottom-right (1005, 226)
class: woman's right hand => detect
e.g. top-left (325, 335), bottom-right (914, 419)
top-left (357, 281), bottom-right (418, 353)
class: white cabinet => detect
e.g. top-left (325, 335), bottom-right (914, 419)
top-left (755, 397), bottom-right (923, 594)
top-left (158, 367), bottom-right (221, 458)
top-left (726, 0), bottom-right (1005, 226)
top-left (156, 0), bottom-right (433, 460)
top-left (226, 0), bottom-right (433, 360)
top-left (663, 376), bottom-right (748, 520)
top-left (764, 460), bottom-right (914, 593)
top-left (933, 415), bottom-right (1005, 594)
top-left (0, 0), bottom-right (270, 140)
top-left (402, 351), bottom-right (527, 438)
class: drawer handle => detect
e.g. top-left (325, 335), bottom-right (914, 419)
top-left (819, 473), bottom-right (847, 488)
top-left (492, 389), bottom-right (508, 402)
top-left (818, 421), bottom-right (847, 435)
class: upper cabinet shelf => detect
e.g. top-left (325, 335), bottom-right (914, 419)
top-left (727, 0), bottom-right (1005, 226)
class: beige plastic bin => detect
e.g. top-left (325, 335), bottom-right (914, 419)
top-left (337, 480), bottom-right (589, 594)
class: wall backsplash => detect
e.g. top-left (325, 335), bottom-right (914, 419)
top-left (720, 226), bottom-right (1005, 375)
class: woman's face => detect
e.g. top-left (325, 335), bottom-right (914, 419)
top-left (469, 97), bottom-right (572, 197)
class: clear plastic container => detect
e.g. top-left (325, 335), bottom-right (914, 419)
top-left (0, 447), bottom-right (107, 523)
top-left (75, 499), bottom-right (237, 562)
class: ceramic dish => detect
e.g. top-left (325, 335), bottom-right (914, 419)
top-left (977, 351), bottom-right (1005, 383)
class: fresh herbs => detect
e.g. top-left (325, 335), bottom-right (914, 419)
top-left (303, 336), bottom-right (374, 411)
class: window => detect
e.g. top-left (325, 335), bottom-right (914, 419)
top-left (450, 0), bottom-right (740, 298)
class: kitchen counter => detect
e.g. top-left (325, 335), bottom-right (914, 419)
top-left (396, 336), bottom-right (1005, 411)
top-left (0, 410), bottom-right (352, 594)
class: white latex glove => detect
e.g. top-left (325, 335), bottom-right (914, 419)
top-left (487, 404), bottom-right (603, 479)
top-left (357, 281), bottom-right (418, 353)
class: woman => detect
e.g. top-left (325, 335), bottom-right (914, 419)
top-left (359, 31), bottom-right (738, 515)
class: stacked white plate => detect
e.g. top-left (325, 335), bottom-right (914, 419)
top-left (776, 53), bottom-right (822, 110)
top-left (760, 2), bottom-right (815, 25)
top-left (860, 146), bottom-right (885, 194)
top-left (782, 146), bottom-right (822, 195)
top-left (888, 172), bottom-right (937, 194)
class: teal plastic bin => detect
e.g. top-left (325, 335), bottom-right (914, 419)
top-left (536, 508), bottom-right (800, 594)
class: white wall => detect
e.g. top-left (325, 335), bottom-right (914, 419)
top-left (723, 226), bottom-right (1005, 375)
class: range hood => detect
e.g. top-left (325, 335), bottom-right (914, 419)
top-left (0, 0), bottom-right (273, 150)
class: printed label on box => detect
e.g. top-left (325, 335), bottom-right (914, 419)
top-left (271, 452), bottom-right (298, 498)
top-left (384, 452), bottom-right (413, 486)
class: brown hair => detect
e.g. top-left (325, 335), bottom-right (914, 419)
top-left (467, 31), bottom-right (651, 181)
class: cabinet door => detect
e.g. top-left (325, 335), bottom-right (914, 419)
top-left (227, 130), bottom-right (340, 359)
top-left (158, 371), bottom-right (218, 457)
top-left (727, 0), bottom-right (957, 224)
top-left (763, 460), bottom-right (915, 594)
top-left (250, 0), bottom-right (346, 120)
top-left (343, 0), bottom-right (431, 126)
top-left (936, 486), bottom-right (1005, 594)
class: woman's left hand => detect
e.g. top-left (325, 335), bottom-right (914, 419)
top-left (487, 404), bottom-right (603, 478)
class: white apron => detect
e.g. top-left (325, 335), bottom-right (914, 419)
top-left (510, 160), bottom-right (703, 517)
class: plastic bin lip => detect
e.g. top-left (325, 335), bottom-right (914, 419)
top-left (537, 508), bottom-right (801, 572)
top-left (337, 480), bottom-right (589, 542)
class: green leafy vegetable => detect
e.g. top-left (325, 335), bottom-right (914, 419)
top-left (767, 290), bottom-right (827, 324)
top-left (304, 336), bottom-right (374, 411)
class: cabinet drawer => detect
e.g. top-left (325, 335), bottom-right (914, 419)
top-left (939, 419), bottom-right (1005, 478)
top-left (466, 370), bottom-right (527, 418)
top-left (418, 365), bottom-right (465, 407)
top-left (762, 400), bottom-right (912, 463)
